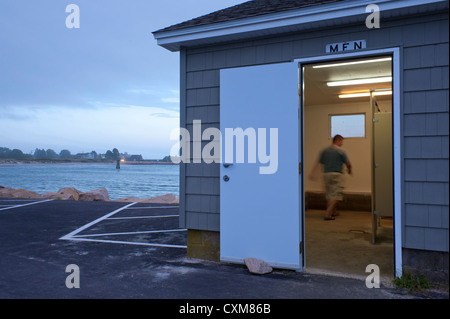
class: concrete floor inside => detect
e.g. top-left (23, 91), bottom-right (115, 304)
top-left (304, 209), bottom-right (394, 283)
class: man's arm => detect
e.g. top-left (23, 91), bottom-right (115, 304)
top-left (346, 162), bottom-right (352, 175)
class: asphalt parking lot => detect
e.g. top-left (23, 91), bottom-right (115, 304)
top-left (0, 198), bottom-right (447, 306)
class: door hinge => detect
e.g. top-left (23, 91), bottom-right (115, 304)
top-left (299, 241), bottom-right (303, 254)
top-left (299, 162), bottom-right (302, 174)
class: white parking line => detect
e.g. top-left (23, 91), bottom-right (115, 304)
top-left (65, 237), bottom-right (187, 249)
top-left (0, 199), bottom-right (54, 211)
top-left (0, 199), bottom-right (43, 201)
top-left (124, 206), bottom-right (179, 209)
top-left (71, 228), bottom-right (186, 238)
top-left (107, 215), bottom-right (179, 220)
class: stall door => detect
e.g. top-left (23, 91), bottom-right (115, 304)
top-left (220, 62), bottom-right (302, 270)
top-left (371, 93), bottom-right (394, 244)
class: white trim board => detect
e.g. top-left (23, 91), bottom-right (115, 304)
top-left (295, 47), bottom-right (402, 278)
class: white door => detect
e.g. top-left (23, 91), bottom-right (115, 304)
top-left (220, 62), bottom-right (302, 270)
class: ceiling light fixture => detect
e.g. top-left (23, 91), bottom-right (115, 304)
top-left (327, 76), bottom-right (392, 86)
top-left (313, 57), bottom-right (392, 68)
top-left (339, 90), bottom-right (392, 98)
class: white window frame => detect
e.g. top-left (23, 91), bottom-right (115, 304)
top-left (329, 113), bottom-right (366, 139)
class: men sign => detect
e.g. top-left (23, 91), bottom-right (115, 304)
top-left (326, 40), bottom-right (367, 54)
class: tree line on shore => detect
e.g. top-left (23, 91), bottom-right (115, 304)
top-left (0, 146), bottom-right (147, 161)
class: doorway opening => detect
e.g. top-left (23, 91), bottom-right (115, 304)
top-left (302, 55), bottom-right (394, 281)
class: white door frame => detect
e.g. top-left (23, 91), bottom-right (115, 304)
top-left (295, 47), bottom-right (402, 278)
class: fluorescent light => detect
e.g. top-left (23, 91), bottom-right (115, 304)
top-left (327, 77), bottom-right (392, 86)
top-left (339, 91), bottom-right (392, 98)
top-left (313, 57), bottom-right (392, 68)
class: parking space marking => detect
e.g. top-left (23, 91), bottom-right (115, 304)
top-left (60, 202), bottom-right (187, 249)
top-left (0, 199), bottom-right (54, 211)
top-left (0, 199), bottom-right (43, 201)
top-left (63, 237), bottom-right (187, 249)
top-left (107, 215), bottom-right (179, 220)
top-left (71, 228), bottom-right (186, 238)
top-left (123, 206), bottom-right (179, 210)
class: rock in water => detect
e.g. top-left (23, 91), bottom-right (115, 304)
top-left (244, 257), bottom-right (273, 274)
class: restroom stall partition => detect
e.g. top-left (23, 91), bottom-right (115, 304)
top-left (371, 90), bottom-right (394, 244)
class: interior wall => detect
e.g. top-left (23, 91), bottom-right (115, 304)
top-left (304, 99), bottom-right (392, 195)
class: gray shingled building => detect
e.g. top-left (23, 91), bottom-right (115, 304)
top-left (154, 0), bottom-right (449, 283)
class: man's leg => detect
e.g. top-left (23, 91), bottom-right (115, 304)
top-left (332, 204), bottom-right (339, 217)
top-left (325, 199), bottom-right (339, 219)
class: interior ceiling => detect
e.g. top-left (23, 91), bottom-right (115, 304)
top-left (304, 57), bottom-right (393, 105)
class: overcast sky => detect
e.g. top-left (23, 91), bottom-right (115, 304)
top-left (0, 0), bottom-right (245, 159)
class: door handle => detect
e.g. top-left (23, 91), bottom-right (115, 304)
top-left (223, 163), bottom-right (233, 168)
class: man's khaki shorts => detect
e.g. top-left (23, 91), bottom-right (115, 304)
top-left (323, 172), bottom-right (344, 201)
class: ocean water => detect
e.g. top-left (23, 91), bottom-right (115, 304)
top-left (0, 163), bottom-right (179, 200)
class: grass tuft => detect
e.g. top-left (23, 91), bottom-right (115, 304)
top-left (393, 270), bottom-right (431, 294)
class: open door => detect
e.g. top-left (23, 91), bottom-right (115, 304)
top-left (220, 62), bottom-right (302, 270)
top-left (371, 90), bottom-right (394, 244)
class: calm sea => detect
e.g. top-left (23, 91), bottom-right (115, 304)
top-left (0, 163), bottom-right (179, 200)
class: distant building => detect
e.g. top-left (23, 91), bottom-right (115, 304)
top-left (73, 152), bottom-right (96, 160)
top-left (127, 155), bottom-right (143, 161)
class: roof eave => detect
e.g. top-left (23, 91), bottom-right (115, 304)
top-left (153, 0), bottom-right (449, 52)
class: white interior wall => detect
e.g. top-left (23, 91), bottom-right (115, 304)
top-left (304, 99), bottom-right (392, 194)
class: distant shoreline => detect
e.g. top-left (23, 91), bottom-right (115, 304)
top-left (0, 159), bottom-right (178, 166)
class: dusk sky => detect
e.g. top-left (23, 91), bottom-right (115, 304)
top-left (0, 0), bottom-right (245, 159)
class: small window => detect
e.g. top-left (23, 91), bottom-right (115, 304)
top-left (330, 114), bottom-right (365, 138)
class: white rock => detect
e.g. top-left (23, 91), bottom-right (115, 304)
top-left (244, 257), bottom-right (273, 275)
